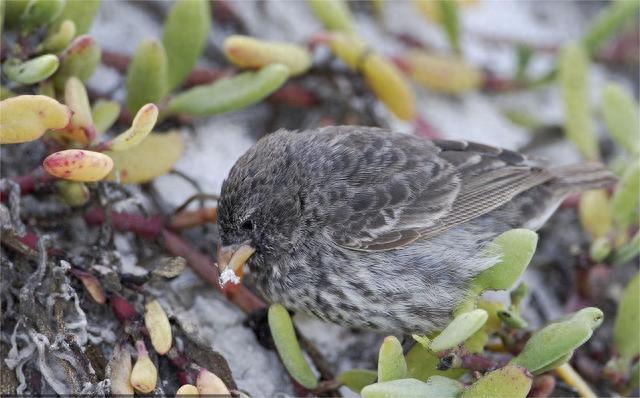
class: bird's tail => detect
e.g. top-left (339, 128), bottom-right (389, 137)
top-left (551, 163), bottom-right (617, 194)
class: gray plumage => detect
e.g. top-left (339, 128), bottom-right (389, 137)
top-left (217, 126), bottom-right (616, 334)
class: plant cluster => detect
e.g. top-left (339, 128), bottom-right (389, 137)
top-left (0, 0), bottom-right (638, 397)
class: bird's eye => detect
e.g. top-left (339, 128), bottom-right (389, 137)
top-left (241, 219), bottom-right (253, 230)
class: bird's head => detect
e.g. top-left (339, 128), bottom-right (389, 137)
top-left (216, 133), bottom-right (309, 283)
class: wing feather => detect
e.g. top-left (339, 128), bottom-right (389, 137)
top-left (312, 128), bottom-right (551, 252)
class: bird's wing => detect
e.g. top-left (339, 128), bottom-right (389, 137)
top-left (319, 130), bottom-right (553, 252)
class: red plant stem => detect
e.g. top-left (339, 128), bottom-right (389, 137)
top-left (100, 50), bottom-right (130, 73)
top-left (459, 353), bottom-right (495, 372)
top-left (83, 208), bottom-right (164, 239)
top-left (1, 167), bottom-right (55, 200)
top-left (168, 207), bottom-right (218, 230)
top-left (182, 67), bottom-right (235, 88)
top-left (101, 49), bottom-right (233, 88)
top-left (528, 374), bottom-right (556, 398)
top-left (110, 295), bottom-right (139, 323)
top-left (269, 83), bottom-right (319, 107)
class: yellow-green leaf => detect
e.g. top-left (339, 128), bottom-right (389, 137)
top-left (583, 0), bottom-right (640, 55)
top-left (55, 76), bottom-right (95, 144)
top-left (224, 35), bottom-right (312, 76)
top-left (430, 309), bottom-right (488, 352)
top-left (107, 103), bottom-right (158, 151)
top-left (91, 99), bottom-right (120, 135)
top-left (405, 344), bottom-right (467, 381)
top-left (511, 308), bottom-right (603, 374)
top-left (613, 272), bottom-right (639, 363)
top-left (0, 95), bottom-right (71, 144)
top-left (378, 336), bottom-right (408, 382)
top-left (267, 304), bottom-right (318, 389)
top-left (361, 53), bottom-right (416, 121)
top-left (611, 161), bottom-right (640, 228)
top-left (306, 0), bottom-right (354, 33)
top-left (327, 33), bottom-right (368, 70)
top-left (471, 229), bottom-right (538, 293)
top-left (19, 0), bottom-right (64, 31)
top-left (50, 0), bottom-right (100, 36)
top-left (337, 369), bottom-right (377, 394)
top-left (41, 19), bottom-right (76, 53)
top-left (53, 34), bottom-right (101, 90)
top-left (579, 189), bottom-right (612, 239)
top-left (56, 181), bottom-right (89, 207)
top-left (601, 83), bottom-right (640, 156)
top-left (125, 39), bottom-right (168, 115)
top-left (438, 0), bottom-right (460, 54)
top-left (461, 365), bottom-right (532, 398)
top-left (405, 50), bottom-right (483, 94)
top-left (106, 131), bottom-right (183, 184)
top-left (3, 54), bottom-right (59, 84)
top-left (559, 42), bottom-right (599, 161)
top-left (4, 0), bottom-right (29, 29)
top-left (166, 63), bottom-right (289, 117)
top-left (162, 0), bottom-right (210, 91)
top-left (362, 377), bottom-right (462, 398)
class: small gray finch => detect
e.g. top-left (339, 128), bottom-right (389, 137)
top-left (216, 126), bottom-right (615, 334)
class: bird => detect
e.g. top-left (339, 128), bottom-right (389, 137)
top-left (215, 126), bottom-right (616, 334)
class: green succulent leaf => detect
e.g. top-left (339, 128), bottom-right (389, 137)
top-left (4, 0), bottom-right (29, 29)
top-left (602, 83), bottom-right (640, 156)
top-left (437, 0), bottom-right (460, 55)
top-left (19, 0), bottom-right (64, 31)
top-left (3, 54), bottom-right (59, 84)
top-left (424, 376), bottom-right (464, 397)
top-left (470, 229), bottom-right (538, 294)
top-left (412, 334), bottom-right (431, 349)
top-left (41, 19), bottom-right (76, 53)
top-left (378, 336), bottom-right (408, 382)
top-left (589, 237), bottom-right (612, 263)
top-left (559, 42), bottom-right (599, 161)
top-left (50, 0), bottom-right (100, 35)
top-left (461, 365), bottom-right (532, 398)
top-left (512, 307), bottom-right (603, 375)
top-left (430, 309), bottom-right (488, 352)
top-left (582, 0), bottom-right (640, 56)
top-left (162, 0), bottom-right (210, 91)
top-left (0, 0), bottom-right (5, 33)
top-left (362, 377), bottom-right (462, 398)
top-left (267, 304), bottom-right (318, 389)
top-left (613, 231), bottom-right (640, 266)
top-left (91, 99), bottom-right (121, 135)
top-left (497, 310), bottom-right (528, 329)
top-left (534, 351), bottom-right (573, 375)
top-left (613, 272), bottom-right (640, 363)
top-left (53, 34), bottom-right (101, 90)
top-left (56, 180), bottom-right (89, 207)
top-left (463, 326), bottom-right (489, 354)
top-left (125, 39), bottom-right (168, 115)
top-left (166, 63), bottom-right (289, 117)
top-left (336, 369), bottom-right (377, 394)
top-left (405, 344), bottom-right (467, 381)
top-left (510, 282), bottom-right (528, 309)
top-left (611, 161), bottom-right (640, 229)
top-left (306, 0), bottom-right (354, 33)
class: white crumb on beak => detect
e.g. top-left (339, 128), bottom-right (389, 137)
top-left (219, 268), bottom-right (241, 286)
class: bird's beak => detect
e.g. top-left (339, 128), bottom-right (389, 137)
top-left (216, 242), bottom-right (255, 283)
